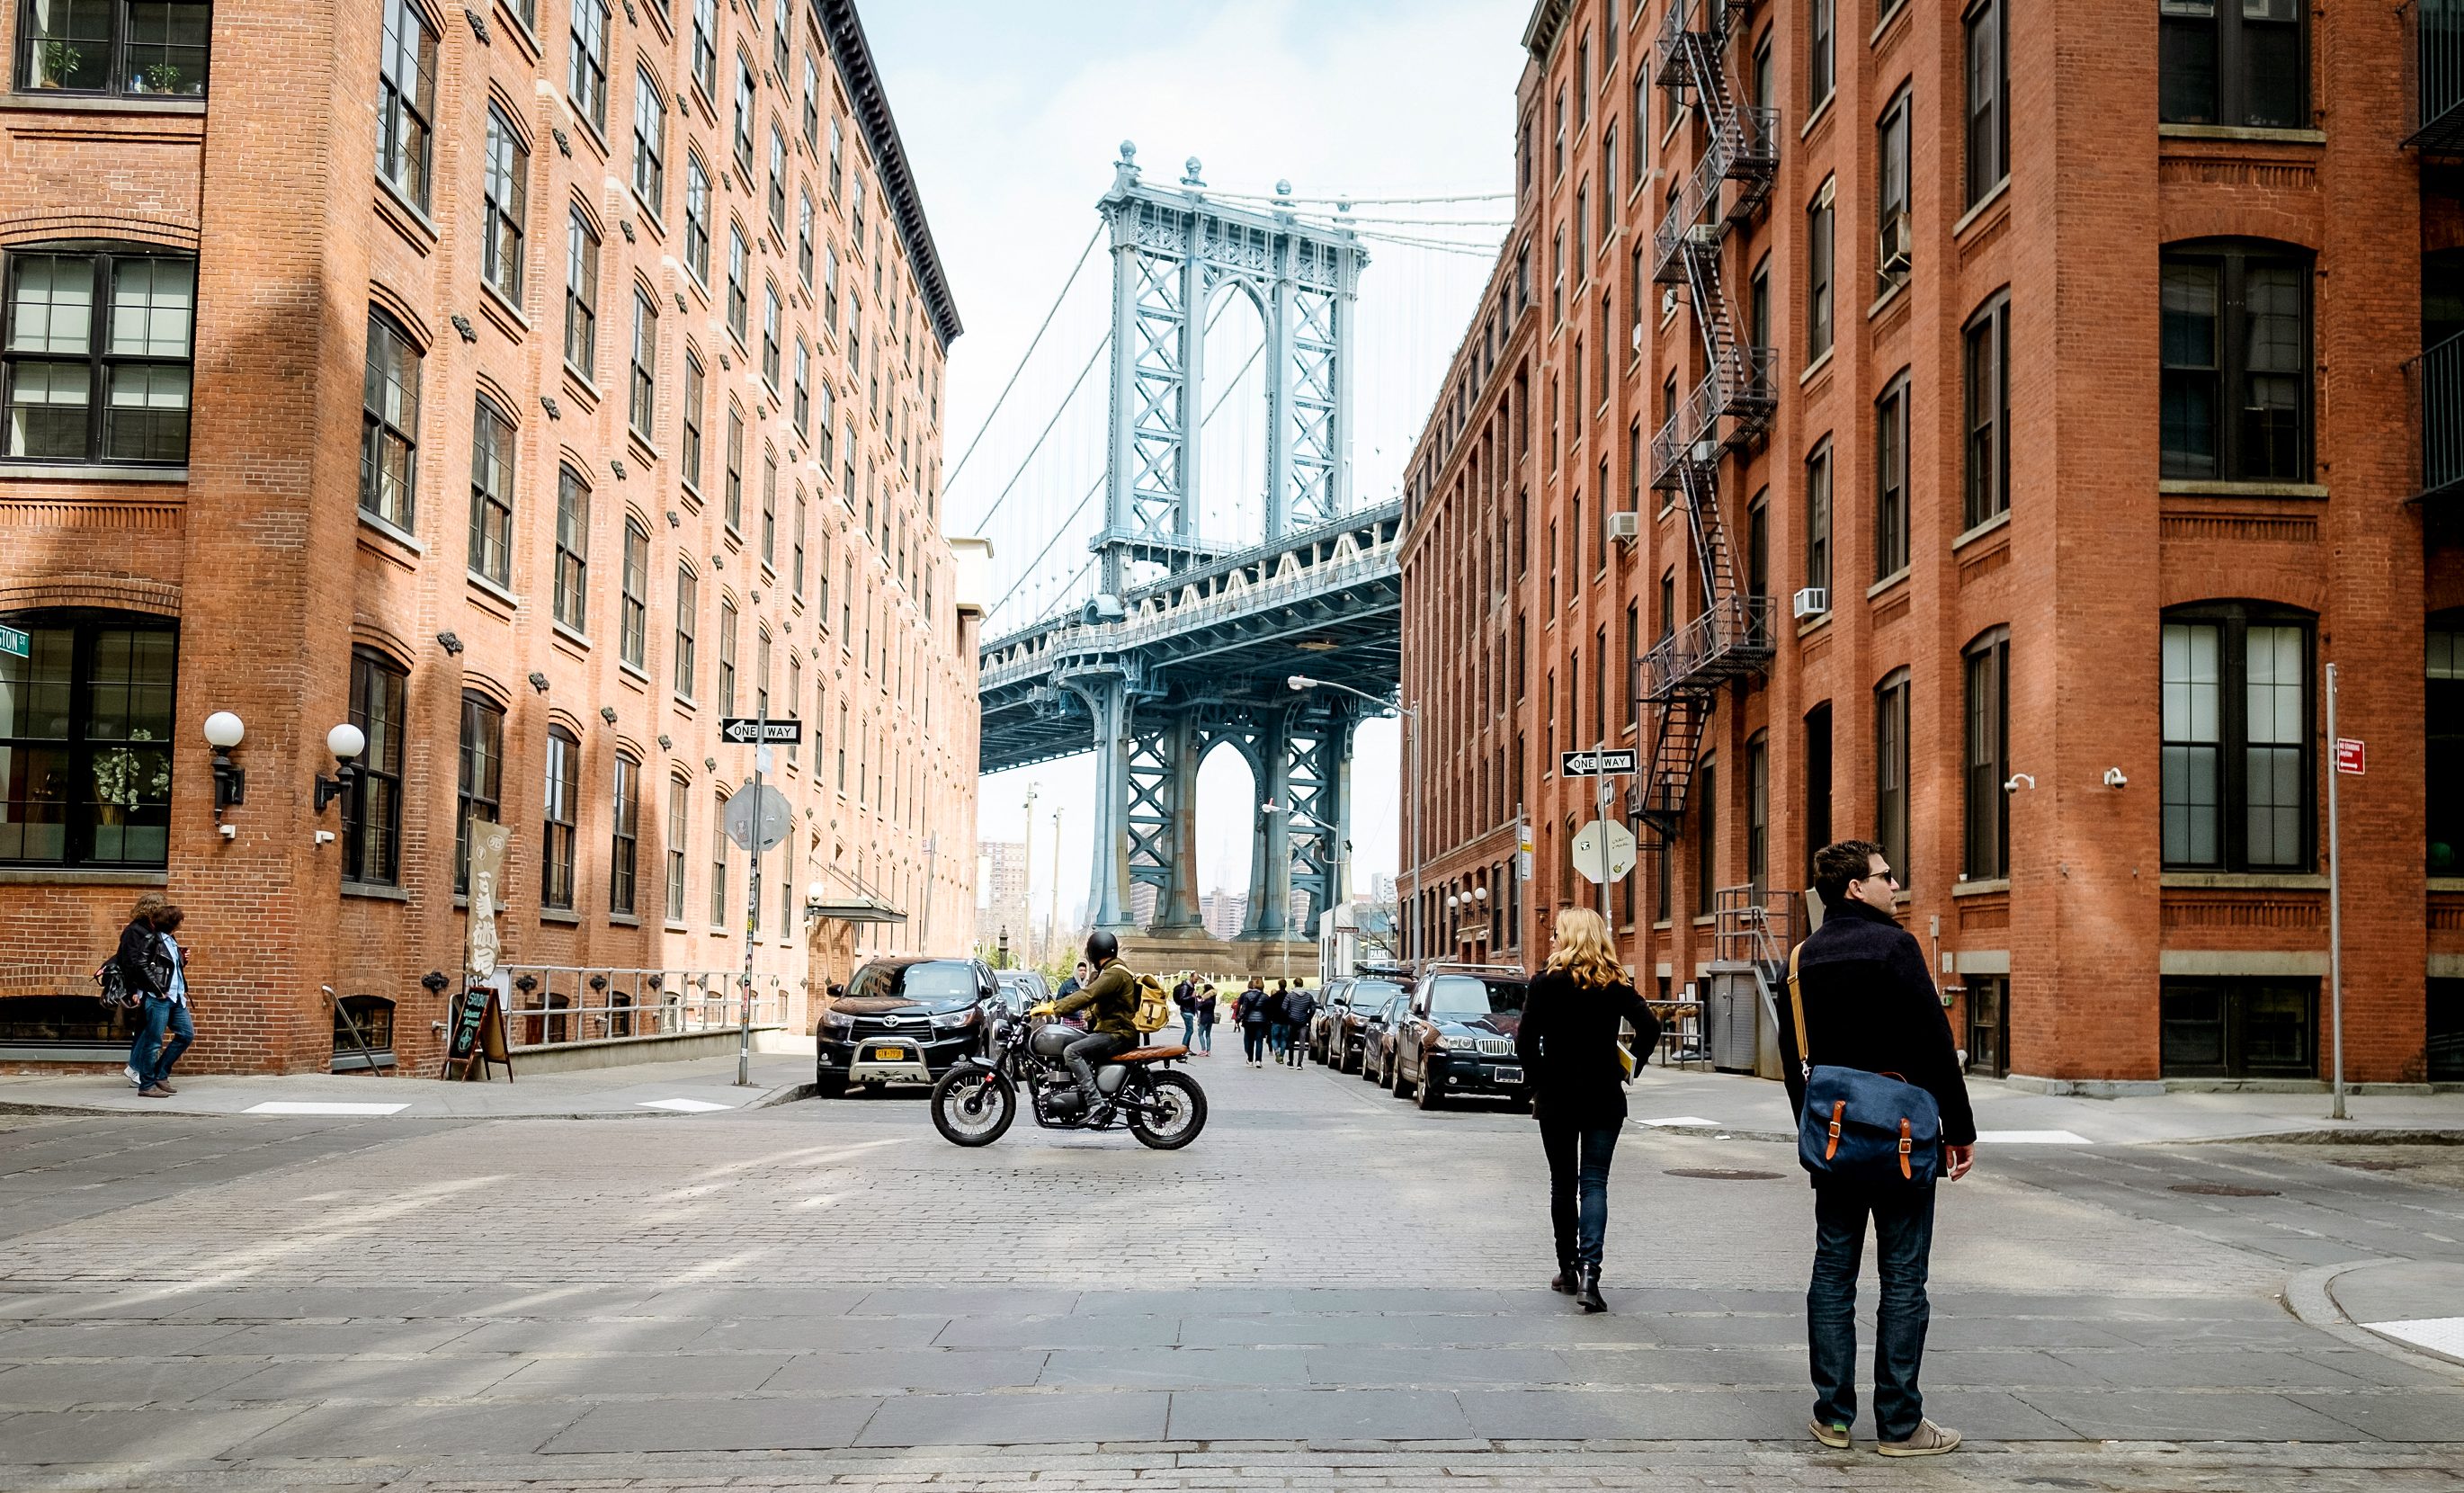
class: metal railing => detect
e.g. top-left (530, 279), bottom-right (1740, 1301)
top-left (2413, 0), bottom-right (2464, 152)
top-left (1638, 595), bottom-right (1773, 701)
top-left (2406, 329), bottom-right (2464, 503)
top-left (494, 965), bottom-right (796, 1050)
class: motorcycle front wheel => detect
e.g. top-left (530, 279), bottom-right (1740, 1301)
top-left (1128, 1070), bottom-right (1208, 1150)
top-left (930, 1066), bottom-right (1017, 1147)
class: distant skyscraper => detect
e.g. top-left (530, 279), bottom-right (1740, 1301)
top-left (977, 840), bottom-right (1029, 951)
top-left (1201, 890), bottom-right (1248, 941)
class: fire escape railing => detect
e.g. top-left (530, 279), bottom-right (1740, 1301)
top-left (2410, 0), bottom-right (2464, 154)
top-left (2405, 329), bottom-right (2464, 505)
top-left (1630, 0), bottom-right (1777, 843)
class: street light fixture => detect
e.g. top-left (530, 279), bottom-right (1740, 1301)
top-left (202, 711), bottom-right (246, 815)
top-left (314, 723), bottom-right (366, 813)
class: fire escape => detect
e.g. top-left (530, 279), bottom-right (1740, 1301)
top-left (1634, 0), bottom-right (1779, 842)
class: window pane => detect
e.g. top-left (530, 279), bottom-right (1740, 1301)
top-left (10, 255), bottom-right (93, 352)
top-left (2163, 622), bottom-right (2221, 742)
top-left (2158, 14), bottom-right (2218, 123)
top-left (124, 2), bottom-right (213, 96)
top-left (2163, 743), bottom-right (2220, 864)
top-left (2241, 264), bottom-right (2303, 479)
top-left (2243, 13), bottom-right (2302, 129)
top-left (7, 360), bottom-right (92, 459)
top-left (2244, 624), bottom-right (2302, 744)
top-left (21, 0), bottom-right (112, 89)
top-left (109, 259), bottom-right (192, 357)
top-left (104, 363), bottom-right (190, 461)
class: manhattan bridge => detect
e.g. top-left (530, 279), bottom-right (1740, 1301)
top-left (952, 145), bottom-right (1504, 965)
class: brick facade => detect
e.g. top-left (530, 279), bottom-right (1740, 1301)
top-left (1398, 0), bottom-right (2458, 1085)
top-left (0, 0), bottom-right (979, 1074)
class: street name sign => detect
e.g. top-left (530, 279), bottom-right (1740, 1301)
top-left (0, 623), bottom-right (27, 658)
top-left (722, 782), bottom-right (793, 853)
top-left (1560, 748), bottom-right (1638, 777)
top-left (1571, 817), bottom-right (1638, 884)
top-left (719, 717), bottom-right (803, 744)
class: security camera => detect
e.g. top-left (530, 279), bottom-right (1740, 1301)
top-left (2102, 767), bottom-right (2128, 789)
top-left (2002, 773), bottom-right (2034, 793)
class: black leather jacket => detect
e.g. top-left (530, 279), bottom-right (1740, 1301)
top-left (113, 918), bottom-right (173, 999)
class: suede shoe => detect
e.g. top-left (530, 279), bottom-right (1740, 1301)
top-left (1809, 1419), bottom-right (1852, 1450)
top-left (138, 1085), bottom-right (172, 1098)
top-left (1877, 1420), bottom-right (1960, 1457)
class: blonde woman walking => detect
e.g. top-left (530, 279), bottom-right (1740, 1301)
top-left (1514, 907), bottom-right (1660, 1312)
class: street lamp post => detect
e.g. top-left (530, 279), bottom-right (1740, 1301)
top-left (1262, 796), bottom-right (1346, 984)
top-left (1289, 675), bottom-right (1415, 962)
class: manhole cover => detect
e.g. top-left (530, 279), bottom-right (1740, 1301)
top-left (2332, 1158), bottom-right (2418, 1172)
top-left (1665, 1167), bottom-right (1785, 1181)
top-left (2169, 1182), bottom-right (2281, 1197)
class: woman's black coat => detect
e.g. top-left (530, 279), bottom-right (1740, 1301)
top-left (113, 918), bottom-right (171, 999)
top-left (1513, 969), bottom-right (1661, 1128)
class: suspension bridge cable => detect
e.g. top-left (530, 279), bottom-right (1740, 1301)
top-left (964, 326), bottom-right (1110, 537)
top-left (1201, 188), bottom-right (1513, 206)
top-left (1286, 211), bottom-right (1517, 228)
top-left (943, 221), bottom-right (1104, 492)
top-left (1352, 231), bottom-right (1508, 259)
top-left (988, 474), bottom-right (1105, 619)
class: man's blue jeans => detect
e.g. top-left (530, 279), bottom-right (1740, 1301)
top-left (1181, 1010), bottom-right (1198, 1047)
top-left (1537, 1118), bottom-right (1620, 1269)
top-left (130, 997), bottom-right (193, 1088)
top-left (1808, 1179), bottom-right (1938, 1441)
top-left (1268, 1021), bottom-right (1291, 1056)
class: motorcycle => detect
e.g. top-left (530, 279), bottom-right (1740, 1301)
top-left (929, 1007), bottom-right (1207, 1149)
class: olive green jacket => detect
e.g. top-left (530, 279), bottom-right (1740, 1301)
top-left (1052, 960), bottom-right (1141, 1037)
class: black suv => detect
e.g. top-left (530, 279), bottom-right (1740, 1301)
top-left (1304, 978), bottom-right (1354, 1063)
top-left (1326, 975), bottom-right (1410, 1072)
top-left (815, 956), bottom-right (999, 1097)
top-left (1384, 966), bottom-right (1530, 1110)
top-left (1357, 985), bottom-right (1417, 1086)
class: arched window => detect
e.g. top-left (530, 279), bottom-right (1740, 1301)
top-left (553, 466), bottom-right (590, 631)
top-left (456, 691), bottom-right (504, 895)
top-left (1964, 627), bottom-right (2011, 881)
top-left (345, 648), bottom-right (408, 887)
top-left (1874, 668), bottom-right (1911, 890)
top-left (360, 308), bottom-right (420, 527)
top-left (610, 751), bottom-right (638, 916)
top-left (541, 725), bottom-right (579, 910)
top-left (0, 612), bottom-right (176, 868)
top-left (468, 394), bottom-right (515, 584)
top-left (620, 518), bottom-right (649, 668)
top-left (2161, 241), bottom-right (2311, 484)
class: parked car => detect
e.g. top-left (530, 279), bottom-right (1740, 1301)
top-left (1357, 988), bottom-right (1417, 1086)
top-left (815, 957), bottom-right (1001, 1097)
top-left (1304, 978), bottom-right (1354, 1063)
top-left (1384, 966), bottom-right (1531, 1111)
top-left (1327, 975), bottom-right (1409, 1073)
top-left (992, 967), bottom-right (1050, 1017)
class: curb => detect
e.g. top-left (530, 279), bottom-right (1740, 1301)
top-left (2176, 1128), bottom-right (2464, 1147)
top-left (2284, 1259), bottom-right (2464, 1377)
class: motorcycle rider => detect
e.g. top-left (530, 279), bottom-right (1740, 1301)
top-left (1049, 931), bottom-right (1140, 1115)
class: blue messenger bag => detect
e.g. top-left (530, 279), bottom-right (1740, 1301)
top-left (1786, 943), bottom-right (1942, 1188)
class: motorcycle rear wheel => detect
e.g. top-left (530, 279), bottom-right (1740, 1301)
top-left (931, 1067), bottom-right (1017, 1147)
top-left (1128, 1070), bottom-right (1208, 1149)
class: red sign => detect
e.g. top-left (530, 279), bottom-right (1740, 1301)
top-left (2335, 738), bottom-right (2366, 775)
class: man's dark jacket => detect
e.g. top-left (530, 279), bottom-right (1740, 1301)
top-left (1282, 988), bottom-right (1316, 1025)
top-left (1775, 898), bottom-right (1977, 1148)
top-left (113, 917), bottom-right (172, 999)
top-left (1515, 969), bottom-right (1663, 1127)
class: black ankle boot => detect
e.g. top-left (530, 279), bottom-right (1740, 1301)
top-left (1551, 1259), bottom-right (1576, 1293)
top-left (1577, 1265), bottom-right (1606, 1313)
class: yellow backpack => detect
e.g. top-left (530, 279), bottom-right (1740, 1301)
top-left (1130, 971), bottom-right (1174, 1034)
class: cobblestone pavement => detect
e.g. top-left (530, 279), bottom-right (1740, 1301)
top-left (3, 1056), bottom-right (2460, 1491)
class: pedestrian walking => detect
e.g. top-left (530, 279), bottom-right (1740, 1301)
top-left (1237, 979), bottom-right (1272, 1066)
top-left (1514, 907), bottom-right (1661, 1314)
top-left (1281, 979), bottom-right (1317, 1067)
top-left (1778, 839), bottom-right (1977, 1458)
top-left (1195, 983), bottom-right (1218, 1055)
top-left (1266, 978), bottom-right (1294, 1063)
top-left (1174, 973), bottom-right (1200, 1050)
top-left (117, 896), bottom-right (193, 1099)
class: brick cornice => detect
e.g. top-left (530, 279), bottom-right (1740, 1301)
top-left (0, 212), bottom-right (198, 250)
top-left (0, 572), bottom-right (181, 616)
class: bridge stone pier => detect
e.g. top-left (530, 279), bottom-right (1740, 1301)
top-left (976, 146), bottom-right (1402, 972)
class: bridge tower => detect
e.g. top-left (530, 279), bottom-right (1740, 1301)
top-left (1058, 143), bottom-right (1371, 947)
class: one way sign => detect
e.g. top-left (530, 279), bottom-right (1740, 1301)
top-left (719, 718), bottom-right (803, 745)
top-left (1559, 748), bottom-right (1638, 777)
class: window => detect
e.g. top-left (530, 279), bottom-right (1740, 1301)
top-left (792, 338), bottom-right (810, 433)
top-left (2162, 977), bottom-right (2317, 1078)
top-left (683, 154), bottom-right (711, 282)
top-left (1963, 291), bottom-right (2011, 528)
top-left (673, 565), bottom-right (698, 696)
top-left (760, 447), bottom-right (778, 567)
top-left (567, 212), bottom-right (607, 381)
top-left (827, 114), bottom-right (844, 199)
top-left (1696, 756), bottom-right (1718, 911)
top-left (761, 283), bottom-right (781, 388)
top-left (376, 0), bottom-right (436, 209)
top-left (610, 751), bottom-right (639, 916)
top-left (1874, 371), bottom-right (1908, 580)
top-left (359, 309), bottom-right (418, 528)
top-left (0, 613), bottom-right (174, 867)
top-left (1745, 732), bottom-right (1769, 894)
top-left (770, 0), bottom-right (790, 79)
top-left (1804, 702), bottom-right (1834, 863)
top-left (468, 395), bottom-right (514, 584)
top-left (628, 288), bottom-right (656, 435)
top-left (1876, 89), bottom-right (1910, 295)
top-left (344, 648), bottom-right (406, 886)
top-left (1874, 668), bottom-right (1909, 891)
top-left (1964, 0), bottom-right (2007, 207)
top-left (801, 54), bottom-right (820, 148)
top-left (2161, 0), bottom-right (2303, 129)
top-left (4, 245), bottom-right (195, 465)
top-left (554, 466), bottom-right (589, 631)
top-left (631, 67), bottom-right (665, 209)
top-left (733, 54), bottom-right (755, 175)
top-left (1623, 603), bottom-right (1640, 729)
top-left (1576, 33), bottom-right (1589, 127)
top-left (792, 489), bottom-right (807, 596)
top-left (682, 349), bottom-right (705, 490)
top-left (455, 692), bottom-right (503, 896)
top-left (2160, 242), bottom-right (2309, 482)
top-left (767, 125), bottom-right (788, 236)
top-left (541, 726), bottom-right (577, 910)
top-left (568, 0), bottom-right (607, 133)
top-left (724, 403), bottom-right (744, 528)
top-left (786, 658), bottom-right (801, 765)
top-left (709, 784), bottom-right (729, 924)
top-left (665, 774), bottom-right (689, 919)
top-left (1964, 628), bottom-right (2009, 881)
top-left (16, 0), bottom-right (210, 95)
top-left (691, 0), bottom-right (716, 97)
top-left (1750, 258), bottom-right (1771, 355)
top-left (620, 519), bottom-right (648, 668)
top-left (482, 107), bottom-right (528, 300)
top-left (719, 597), bottom-right (737, 713)
top-left (1803, 439), bottom-right (1832, 600)
top-left (1808, 0), bottom-right (1835, 110)
top-left (2162, 603), bottom-right (2312, 870)
top-left (1808, 177), bottom-right (1835, 362)
top-left (1747, 488), bottom-right (1770, 606)
top-left (726, 224), bottom-right (748, 340)
top-left (2433, 612), bottom-right (2464, 874)
top-left (797, 191), bottom-right (815, 286)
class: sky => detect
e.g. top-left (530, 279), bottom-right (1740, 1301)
top-left (862, 0), bottom-right (1529, 935)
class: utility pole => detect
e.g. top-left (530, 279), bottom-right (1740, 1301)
top-left (737, 694), bottom-right (769, 1087)
top-left (1021, 783), bottom-right (1039, 962)
top-left (2326, 661), bottom-right (2347, 1122)
top-left (1049, 806), bottom-right (1065, 963)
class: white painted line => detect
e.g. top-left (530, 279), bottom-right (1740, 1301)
top-left (243, 1101), bottom-right (410, 1115)
top-left (638, 1097), bottom-right (735, 1113)
top-left (1638, 1115), bottom-right (1721, 1128)
top-left (2365, 1317), bottom-right (2464, 1359)
top-left (1976, 1129), bottom-right (2094, 1145)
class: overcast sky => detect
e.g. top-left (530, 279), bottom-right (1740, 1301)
top-left (863, 0), bottom-right (1527, 935)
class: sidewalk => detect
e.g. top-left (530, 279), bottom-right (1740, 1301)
top-left (0, 1051), bottom-right (817, 1119)
top-left (1621, 1064), bottom-right (2464, 1146)
top-left (2326, 1261), bottom-right (2464, 1369)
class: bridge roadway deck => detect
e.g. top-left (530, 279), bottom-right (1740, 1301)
top-left (1, 1058), bottom-right (2460, 1489)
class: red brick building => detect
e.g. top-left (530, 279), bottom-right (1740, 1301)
top-left (0, 0), bottom-right (983, 1074)
top-left (1397, 0), bottom-right (2461, 1086)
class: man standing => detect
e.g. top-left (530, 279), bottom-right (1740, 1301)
top-left (1055, 961), bottom-right (1090, 1001)
top-left (1778, 840), bottom-right (1977, 1458)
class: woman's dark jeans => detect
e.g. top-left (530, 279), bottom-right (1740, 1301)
top-left (1537, 1116), bottom-right (1621, 1269)
top-left (1243, 1024), bottom-right (1267, 1061)
top-left (1807, 1179), bottom-right (1938, 1440)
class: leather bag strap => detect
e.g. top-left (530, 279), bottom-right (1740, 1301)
top-left (1787, 942), bottom-right (1811, 1078)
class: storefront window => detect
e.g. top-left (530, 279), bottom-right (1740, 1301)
top-left (0, 612), bottom-right (174, 867)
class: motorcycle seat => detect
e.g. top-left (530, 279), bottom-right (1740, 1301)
top-left (1114, 1043), bottom-right (1189, 1063)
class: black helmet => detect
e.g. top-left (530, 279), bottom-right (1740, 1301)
top-left (1085, 930), bottom-right (1119, 965)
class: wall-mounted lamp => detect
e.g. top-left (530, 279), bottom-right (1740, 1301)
top-left (203, 711), bottom-right (246, 816)
top-left (2102, 767), bottom-right (2129, 790)
top-left (2003, 773), bottom-right (2036, 793)
top-left (1471, 886), bottom-right (1488, 902)
top-left (528, 671), bottom-right (550, 693)
top-left (1446, 893), bottom-right (1461, 908)
top-left (313, 723), bottom-right (365, 813)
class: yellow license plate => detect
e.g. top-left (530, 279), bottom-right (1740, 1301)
top-left (873, 1046), bottom-right (907, 1061)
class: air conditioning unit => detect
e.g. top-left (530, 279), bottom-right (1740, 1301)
top-left (1609, 511), bottom-right (1642, 542)
top-left (1687, 223), bottom-right (1720, 246)
top-left (1878, 212), bottom-right (1911, 278)
top-left (1690, 439), bottom-right (1719, 464)
top-left (1791, 586), bottom-right (1829, 621)
top-left (1660, 286), bottom-right (1679, 320)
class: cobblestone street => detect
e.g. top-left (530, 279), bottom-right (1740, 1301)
top-left (4, 1057), bottom-right (2460, 1491)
